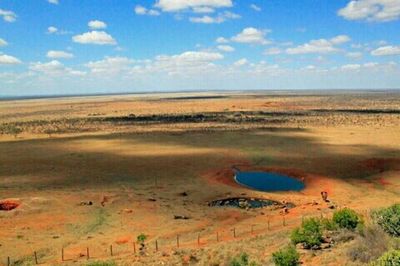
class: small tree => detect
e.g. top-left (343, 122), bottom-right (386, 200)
top-left (272, 245), bottom-right (300, 266)
top-left (333, 208), bottom-right (360, 230)
top-left (372, 204), bottom-right (400, 237)
top-left (137, 233), bottom-right (147, 255)
top-left (291, 218), bottom-right (323, 248)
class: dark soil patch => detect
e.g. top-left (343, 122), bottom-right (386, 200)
top-left (208, 197), bottom-right (295, 209)
top-left (0, 200), bottom-right (20, 211)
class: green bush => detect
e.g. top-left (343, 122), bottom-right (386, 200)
top-left (333, 208), bottom-right (360, 230)
top-left (291, 218), bottom-right (323, 248)
top-left (230, 253), bottom-right (258, 266)
top-left (371, 250), bottom-right (400, 266)
top-left (372, 204), bottom-right (400, 237)
top-left (272, 245), bottom-right (300, 266)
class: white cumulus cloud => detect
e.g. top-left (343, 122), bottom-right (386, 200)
top-left (0, 9), bottom-right (17, 22)
top-left (371, 45), bottom-right (400, 56)
top-left (72, 31), bottom-right (117, 45)
top-left (47, 50), bottom-right (74, 59)
top-left (217, 45), bottom-right (235, 52)
top-left (233, 58), bottom-right (248, 67)
top-left (134, 5), bottom-right (161, 16)
top-left (231, 27), bottom-right (270, 45)
top-left (48, 0), bottom-right (59, 4)
top-left (190, 11), bottom-right (240, 24)
top-left (286, 35), bottom-right (350, 54)
top-left (155, 0), bottom-right (233, 12)
top-left (216, 37), bottom-right (229, 43)
top-left (30, 60), bottom-right (85, 76)
top-left (338, 0), bottom-right (400, 22)
top-left (88, 20), bottom-right (107, 30)
top-left (0, 38), bottom-right (8, 47)
top-left (0, 54), bottom-right (21, 65)
top-left (86, 57), bottom-right (134, 74)
top-left (250, 4), bottom-right (261, 12)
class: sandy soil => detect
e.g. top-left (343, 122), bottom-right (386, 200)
top-left (0, 91), bottom-right (399, 265)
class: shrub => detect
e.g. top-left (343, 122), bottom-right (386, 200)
top-left (137, 233), bottom-right (147, 243)
top-left (333, 208), bottom-right (360, 230)
top-left (371, 250), bottom-right (400, 266)
top-left (372, 204), bottom-right (400, 237)
top-left (272, 245), bottom-right (300, 266)
top-left (291, 218), bottom-right (323, 248)
top-left (229, 253), bottom-right (258, 266)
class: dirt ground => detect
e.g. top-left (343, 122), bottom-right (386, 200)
top-left (0, 91), bottom-right (399, 265)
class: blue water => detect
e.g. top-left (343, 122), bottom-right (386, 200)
top-left (235, 171), bottom-right (305, 192)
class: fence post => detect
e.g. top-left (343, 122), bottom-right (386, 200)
top-left (267, 220), bottom-right (270, 230)
top-left (34, 251), bottom-right (38, 264)
top-left (155, 240), bottom-right (158, 252)
top-left (110, 245), bottom-right (113, 256)
top-left (61, 248), bottom-right (64, 261)
top-left (86, 247), bottom-right (90, 260)
top-left (233, 228), bottom-right (236, 238)
top-left (197, 234), bottom-right (200, 245)
top-left (7, 256), bottom-right (10, 266)
top-left (251, 225), bottom-right (255, 235)
top-left (177, 235), bottom-right (180, 248)
top-left (216, 232), bottom-right (219, 242)
top-left (133, 242), bottom-right (136, 254)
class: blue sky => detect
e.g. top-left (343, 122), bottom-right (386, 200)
top-left (0, 0), bottom-right (400, 96)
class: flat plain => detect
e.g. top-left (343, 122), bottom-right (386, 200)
top-left (0, 91), bottom-right (399, 265)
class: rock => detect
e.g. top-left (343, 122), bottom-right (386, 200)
top-left (122, 209), bottom-right (133, 213)
top-left (311, 245), bottom-right (321, 250)
top-left (328, 205), bottom-right (336, 209)
top-left (179, 192), bottom-right (188, 197)
top-left (321, 243), bottom-right (331, 249)
top-left (78, 201), bottom-right (93, 206)
top-left (148, 198), bottom-right (157, 202)
top-left (174, 215), bottom-right (190, 220)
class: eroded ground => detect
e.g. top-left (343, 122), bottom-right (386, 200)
top-left (0, 91), bottom-right (399, 265)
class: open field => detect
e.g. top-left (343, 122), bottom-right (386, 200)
top-left (0, 91), bottom-right (400, 265)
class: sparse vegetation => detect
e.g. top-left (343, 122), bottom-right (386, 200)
top-left (372, 204), bottom-right (400, 237)
top-left (333, 208), bottom-right (361, 230)
top-left (230, 253), bottom-right (258, 266)
top-left (347, 225), bottom-right (390, 263)
top-left (291, 218), bottom-right (323, 248)
top-left (272, 245), bottom-right (300, 266)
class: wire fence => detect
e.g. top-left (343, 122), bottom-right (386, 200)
top-left (1, 207), bottom-right (357, 266)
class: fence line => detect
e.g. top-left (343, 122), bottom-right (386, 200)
top-left (1, 211), bottom-right (333, 265)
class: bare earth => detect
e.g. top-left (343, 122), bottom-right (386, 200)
top-left (0, 91), bottom-right (399, 265)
